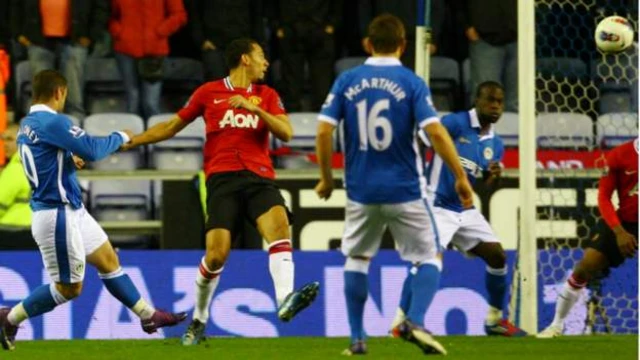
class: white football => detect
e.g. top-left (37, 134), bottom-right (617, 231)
top-left (595, 16), bottom-right (635, 53)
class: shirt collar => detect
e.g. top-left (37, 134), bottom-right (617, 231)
top-left (29, 104), bottom-right (57, 114)
top-left (224, 76), bottom-right (253, 93)
top-left (364, 57), bottom-right (403, 66)
top-left (469, 108), bottom-right (495, 139)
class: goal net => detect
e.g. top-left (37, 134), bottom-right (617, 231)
top-left (533, 0), bottom-right (638, 334)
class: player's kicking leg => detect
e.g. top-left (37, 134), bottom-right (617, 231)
top-left (256, 206), bottom-right (319, 322)
top-left (538, 248), bottom-right (609, 338)
top-left (468, 242), bottom-right (527, 337)
top-left (86, 240), bottom-right (187, 334)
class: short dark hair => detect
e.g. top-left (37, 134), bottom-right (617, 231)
top-left (475, 81), bottom-right (504, 98)
top-left (32, 70), bottom-right (67, 102)
top-left (225, 38), bottom-right (260, 69)
top-left (367, 14), bottom-right (406, 54)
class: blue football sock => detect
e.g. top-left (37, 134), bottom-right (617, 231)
top-left (100, 268), bottom-right (141, 308)
top-left (344, 270), bottom-right (368, 342)
top-left (486, 266), bottom-right (508, 310)
top-left (23, 284), bottom-right (66, 318)
top-left (399, 267), bottom-right (415, 314)
top-left (406, 262), bottom-right (441, 325)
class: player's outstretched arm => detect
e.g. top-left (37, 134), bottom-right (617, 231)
top-left (42, 119), bottom-right (132, 162)
top-left (423, 121), bottom-right (474, 208)
top-left (124, 116), bottom-right (187, 150)
top-left (314, 121), bottom-right (336, 200)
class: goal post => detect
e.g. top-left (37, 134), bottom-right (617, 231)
top-left (517, 0), bottom-right (539, 334)
top-left (415, 0), bottom-right (432, 83)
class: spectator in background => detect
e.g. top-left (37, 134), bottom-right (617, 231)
top-left (189, 0), bottom-right (265, 81)
top-left (0, 124), bottom-right (31, 227)
top-left (358, 0), bottom-right (444, 69)
top-left (268, 0), bottom-right (342, 112)
top-left (10, 0), bottom-right (110, 120)
top-left (109, 0), bottom-right (187, 119)
top-left (454, 0), bottom-right (518, 111)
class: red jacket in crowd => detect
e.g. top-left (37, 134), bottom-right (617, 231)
top-left (109, 0), bottom-right (187, 58)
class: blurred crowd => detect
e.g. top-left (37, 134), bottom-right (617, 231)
top-left (0, 0), bottom-right (522, 117)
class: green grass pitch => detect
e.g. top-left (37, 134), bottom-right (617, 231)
top-left (1, 335), bottom-right (637, 359)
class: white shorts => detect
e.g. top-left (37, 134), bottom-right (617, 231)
top-left (431, 205), bottom-right (499, 253)
top-left (341, 199), bottom-right (440, 263)
top-left (31, 206), bottom-right (108, 284)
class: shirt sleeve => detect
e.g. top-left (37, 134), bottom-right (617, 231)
top-left (177, 85), bottom-right (207, 123)
top-left (266, 88), bottom-right (287, 116)
top-left (40, 116), bottom-right (126, 162)
top-left (413, 78), bottom-right (440, 129)
top-left (598, 149), bottom-right (622, 229)
top-left (318, 75), bottom-right (345, 126)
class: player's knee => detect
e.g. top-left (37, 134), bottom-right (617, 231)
top-left (205, 247), bottom-right (229, 271)
top-left (57, 282), bottom-right (83, 300)
top-left (268, 219), bottom-right (290, 240)
top-left (485, 248), bottom-right (506, 269)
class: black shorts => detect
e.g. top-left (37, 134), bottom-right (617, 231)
top-left (205, 170), bottom-right (291, 234)
top-left (586, 220), bottom-right (638, 268)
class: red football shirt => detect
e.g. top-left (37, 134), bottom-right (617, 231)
top-left (598, 139), bottom-right (639, 228)
top-left (178, 77), bottom-right (286, 179)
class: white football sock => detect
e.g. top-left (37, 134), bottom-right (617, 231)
top-left (193, 258), bottom-right (222, 323)
top-left (268, 240), bottom-right (294, 306)
top-left (131, 298), bottom-right (156, 320)
top-left (551, 275), bottom-right (585, 328)
top-left (7, 303), bottom-right (28, 326)
top-left (485, 306), bottom-right (503, 326)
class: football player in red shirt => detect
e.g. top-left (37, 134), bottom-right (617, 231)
top-left (538, 139), bottom-right (638, 338)
top-left (124, 38), bottom-right (319, 345)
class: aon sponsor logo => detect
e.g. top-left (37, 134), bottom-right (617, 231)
top-left (219, 110), bottom-right (259, 129)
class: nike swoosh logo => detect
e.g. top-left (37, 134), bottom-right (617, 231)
top-left (214, 99), bottom-right (226, 104)
top-left (625, 170), bottom-right (637, 175)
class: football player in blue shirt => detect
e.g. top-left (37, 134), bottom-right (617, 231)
top-left (394, 81), bottom-right (527, 337)
top-left (0, 70), bottom-right (186, 351)
top-left (315, 14), bottom-right (474, 355)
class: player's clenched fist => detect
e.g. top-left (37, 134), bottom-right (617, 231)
top-left (455, 178), bottom-right (474, 209)
top-left (615, 228), bottom-right (638, 258)
top-left (315, 179), bottom-right (334, 200)
top-left (228, 95), bottom-right (258, 112)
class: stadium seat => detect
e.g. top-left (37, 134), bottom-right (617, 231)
top-left (161, 58), bottom-right (204, 113)
top-left (537, 57), bottom-right (588, 78)
top-left (599, 87), bottom-right (633, 114)
top-left (494, 112), bottom-right (519, 147)
top-left (85, 58), bottom-right (128, 114)
top-left (147, 114), bottom-right (205, 171)
top-left (429, 56), bottom-right (460, 111)
top-left (274, 112), bottom-right (320, 169)
top-left (90, 180), bottom-right (152, 248)
top-left (536, 112), bottom-right (594, 148)
top-left (334, 57), bottom-right (367, 76)
top-left (83, 113), bottom-right (145, 170)
top-left (596, 112), bottom-right (638, 148)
